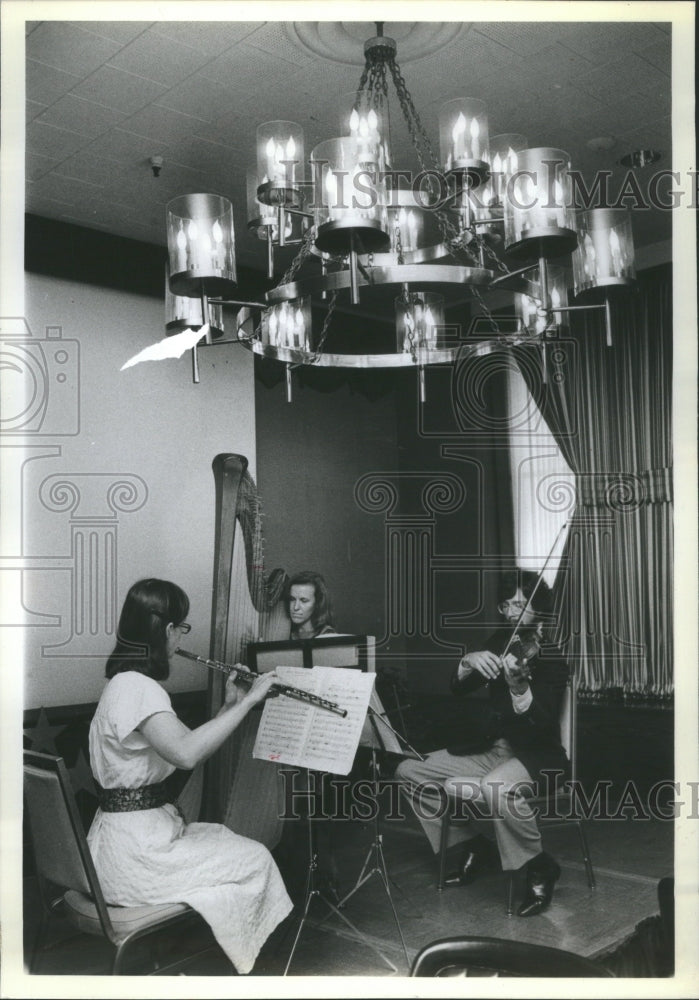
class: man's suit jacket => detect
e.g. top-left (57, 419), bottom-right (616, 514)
top-left (449, 625), bottom-right (570, 785)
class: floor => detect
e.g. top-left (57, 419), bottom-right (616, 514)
top-left (22, 795), bottom-right (673, 980)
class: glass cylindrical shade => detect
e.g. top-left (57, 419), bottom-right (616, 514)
top-left (311, 137), bottom-right (389, 254)
top-left (246, 167), bottom-right (307, 242)
top-left (515, 265), bottom-right (569, 336)
top-left (167, 193), bottom-right (236, 297)
top-left (261, 297), bottom-right (312, 351)
top-left (385, 191), bottom-right (429, 254)
top-left (487, 133), bottom-right (528, 205)
top-left (395, 292), bottom-right (445, 352)
top-left (439, 98), bottom-right (489, 176)
top-left (338, 93), bottom-right (392, 170)
top-left (165, 265), bottom-right (224, 339)
top-left (572, 208), bottom-right (636, 299)
top-left (504, 147), bottom-right (577, 260)
top-left (256, 121), bottom-right (304, 207)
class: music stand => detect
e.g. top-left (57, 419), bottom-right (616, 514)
top-left (330, 699), bottom-right (425, 970)
top-left (283, 766), bottom-right (400, 975)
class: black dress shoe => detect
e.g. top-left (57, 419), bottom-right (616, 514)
top-left (444, 836), bottom-right (500, 887)
top-left (517, 853), bottom-right (561, 917)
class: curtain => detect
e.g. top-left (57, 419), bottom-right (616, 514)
top-left (514, 264), bottom-right (672, 698)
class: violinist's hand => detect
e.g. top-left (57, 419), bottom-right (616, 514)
top-left (458, 650), bottom-right (502, 681)
top-left (502, 653), bottom-right (530, 694)
top-left (243, 669), bottom-right (280, 708)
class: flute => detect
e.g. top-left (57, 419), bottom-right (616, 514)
top-left (176, 648), bottom-right (348, 717)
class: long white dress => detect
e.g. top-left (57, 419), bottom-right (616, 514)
top-left (87, 671), bottom-right (293, 973)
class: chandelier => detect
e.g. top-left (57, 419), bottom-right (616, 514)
top-left (160, 24), bottom-right (637, 399)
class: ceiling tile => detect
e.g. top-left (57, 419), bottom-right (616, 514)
top-left (35, 95), bottom-right (127, 139)
top-left (52, 148), bottom-right (139, 183)
top-left (154, 74), bottom-right (242, 121)
top-left (26, 22), bottom-right (121, 77)
top-left (26, 58), bottom-right (82, 104)
top-left (633, 37), bottom-right (672, 73)
top-left (106, 28), bottom-right (213, 86)
top-left (576, 53), bottom-right (671, 103)
top-left (26, 100), bottom-right (47, 123)
top-left (29, 172), bottom-right (105, 206)
top-left (197, 40), bottom-right (300, 88)
top-left (86, 128), bottom-right (176, 164)
top-left (150, 20), bottom-right (261, 54)
top-left (244, 22), bottom-right (315, 65)
top-left (26, 151), bottom-right (63, 180)
top-left (474, 21), bottom-right (569, 56)
top-left (71, 65), bottom-right (170, 114)
top-left (119, 104), bottom-right (212, 146)
top-left (557, 21), bottom-right (670, 67)
top-left (26, 121), bottom-right (88, 160)
top-left (67, 21), bottom-right (153, 45)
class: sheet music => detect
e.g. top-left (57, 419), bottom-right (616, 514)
top-left (252, 666), bottom-right (375, 775)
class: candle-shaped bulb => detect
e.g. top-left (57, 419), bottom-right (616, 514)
top-left (493, 151), bottom-right (502, 174)
top-left (269, 310), bottom-right (278, 343)
top-left (212, 220), bottom-right (223, 243)
top-left (507, 147), bottom-right (517, 172)
top-left (286, 136), bottom-right (295, 158)
top-left (359, 116), bottom-right (369, 138)
top-left (609, 228), bottom-right (621, 254)
top-left (266, 137), bottom-right (275, 158)
top-left (368, 108), bottom-right (378, 132)
top-left (349, 108), bottom-right (359, 134)
top-left (551, 287), bottom-right (561, 309)
top-left (295, 308), bottom-right (305, 337)
top-left (452, 113), bottom-right (466, 141)
top-left (187, 220), bottom-right (198, 240)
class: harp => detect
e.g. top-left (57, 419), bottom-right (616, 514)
top-left (201, 453), bottom-right (290, 846)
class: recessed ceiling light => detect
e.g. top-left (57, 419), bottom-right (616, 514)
top-left (618, 149), bottom-right (662, 168)
top-left (586, 136), bottom-right (616, 151)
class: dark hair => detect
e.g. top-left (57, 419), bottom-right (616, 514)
top-left (285, 571), bottom-right (334, 636)
top-left (497, 569), bottom-right (553, 617)
top-left (105, 578), bottom-right (189, 680)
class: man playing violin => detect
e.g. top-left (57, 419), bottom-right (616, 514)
top-left (395, 569), bottom-right (569, 917)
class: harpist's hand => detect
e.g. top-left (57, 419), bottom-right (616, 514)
top-left (458, 650), bottom-right (502, 681)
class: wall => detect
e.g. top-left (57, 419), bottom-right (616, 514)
top-left (18, 273), bottom-right (256, 707)
top-left (254, 366), bottom-right (401, 651)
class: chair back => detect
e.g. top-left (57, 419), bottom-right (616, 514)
top-left (24, 750), bottom-right (115, 939)
top-left (410, 935), bottom-right (614, 977)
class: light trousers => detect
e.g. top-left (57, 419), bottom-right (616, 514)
top-left (394, 738), bottom-right (543, 871)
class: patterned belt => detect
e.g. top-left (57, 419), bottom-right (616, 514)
top-left (97, 778), bottom-right (172, 812)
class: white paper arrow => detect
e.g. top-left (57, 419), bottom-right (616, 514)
top-left (120, 324), bottom-right (209, 370)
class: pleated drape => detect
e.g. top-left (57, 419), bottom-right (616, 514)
top-left (515, 264), bottom-right (673, 698)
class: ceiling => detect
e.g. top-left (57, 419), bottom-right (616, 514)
top-left (24, 18), bottom-right (672, 273)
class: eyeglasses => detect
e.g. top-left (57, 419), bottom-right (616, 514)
top-left (498, 600), bottom-right (528, 615)
top-left (153, 611), bottom-right (191, 634)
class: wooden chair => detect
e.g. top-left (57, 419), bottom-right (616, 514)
top-left (410, 935), bottom-right (614, 977)
top-left (24, 750), bottom-right (227, 975)
top-left (437, 672), bottom-right (596, 913)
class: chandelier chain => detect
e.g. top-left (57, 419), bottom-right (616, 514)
top-left (307, 290), bottom-right (338, 363)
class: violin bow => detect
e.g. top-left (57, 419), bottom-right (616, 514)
top-left (501, 520), bottom-right (569, 661)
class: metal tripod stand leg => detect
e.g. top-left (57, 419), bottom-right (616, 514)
top-left (284, 780), bottom-right (399, 975)
top-left (332, 747), bottom-right (411, 970)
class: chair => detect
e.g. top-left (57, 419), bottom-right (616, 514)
top-left (437, 672), bottom-right (596, 913)
top-left (409, 935), bottom-right (614, 977)
top-left (24, 750), bottom-right (226, 975)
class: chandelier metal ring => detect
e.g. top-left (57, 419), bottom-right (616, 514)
top-left (263, 263), bottom-right (537, 306)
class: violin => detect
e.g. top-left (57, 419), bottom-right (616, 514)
top-left (501, 625), bottom-right (543, 680)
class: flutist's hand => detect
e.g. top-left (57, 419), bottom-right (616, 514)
top-left (242, 669), bottom-right (280, 707)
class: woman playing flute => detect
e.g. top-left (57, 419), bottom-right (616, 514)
top-left (87, 577), bottom-right (293, 974)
